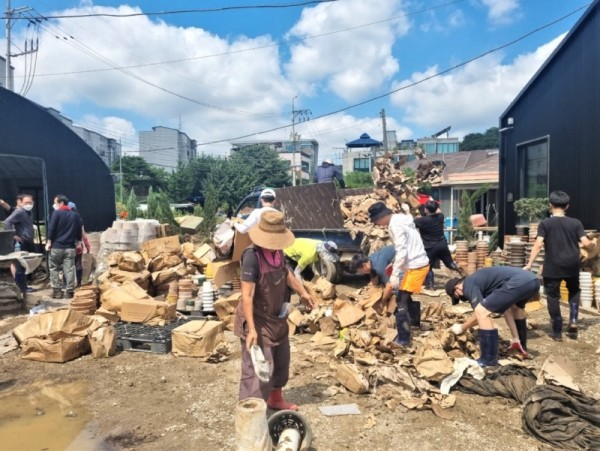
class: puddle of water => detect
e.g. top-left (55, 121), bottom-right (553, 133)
top-left (0, 380), bottom-right (97, 450)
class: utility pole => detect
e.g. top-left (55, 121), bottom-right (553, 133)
top-left (5, 0), bottom-right (34, 91)
top-left (291, 96), bottom-right (311, 186)
top-left (380, 108), bottom-right (388, 152)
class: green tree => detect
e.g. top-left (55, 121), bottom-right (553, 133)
top-left (229, 144), bottom-right (292, 189)
top-left (460, 127), bottom-right (499, 151)
top-left (344, 171), bottom-right (374, 188)
top-left (112, 156), bottom-right (168, 198)
top-left (166, 155), bottom-right (215, 202)
top-left (126, 188), bottom-right (140, 220)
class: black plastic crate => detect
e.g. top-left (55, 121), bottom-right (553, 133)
top-left (114, 318), bottom-right (193, 354)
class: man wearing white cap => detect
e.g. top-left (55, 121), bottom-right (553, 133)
top-left (284, 238), bottom-right (340, 282)
top-left (314, 159), bottom-right (345, 188)
top-left (234, 188), bottom-right (278, 234)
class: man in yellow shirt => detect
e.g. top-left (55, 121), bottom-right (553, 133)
top-left (284, 238), bottom-right (339, 282)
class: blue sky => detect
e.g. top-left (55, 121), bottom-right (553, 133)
top-left (4, 0), bottom-right (593, 162)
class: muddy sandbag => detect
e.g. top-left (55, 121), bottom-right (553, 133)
top-left (522, 385), bottom-right (600, 449)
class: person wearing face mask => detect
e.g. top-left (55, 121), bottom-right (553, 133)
top-left (46, 195), bottom-right (82, 299)
top-left (2, 194), bottom-right (35, 292)
top-left (0, 194), bottom-right (25, 219)
top-left (234, 210), bottom-right (315, 411)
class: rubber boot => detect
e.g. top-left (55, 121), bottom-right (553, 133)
top-left (76, 269), bottom-right (83, 288)
top-left (408, 301), bottom-right (421, 328)
top-left (508, 319), bottom-right (528, 357)
top-left (567, 302), bottom-right (579, 339)
top-left (52, 288), bottom-right (63, 299)
top-left (424, 270), bottom-right (434, 290)
top-left (267, 388), bottom-right (298, 411)
top-left (394, 310), bottom-right (412, 346)
top-left (14, 271), bottom-right (27, 294)
top-left (549, 317), bottom-right (563, 342)
top-left (476, 329), bottom-right (499, 367)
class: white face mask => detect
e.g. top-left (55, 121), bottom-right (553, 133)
top-left (22, 204), bottom-right (34, 212)
top-left (53, 203), bottom-right (60, 211)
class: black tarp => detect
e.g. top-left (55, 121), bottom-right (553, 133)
top-left (0, 87), bottom-right (115, 231)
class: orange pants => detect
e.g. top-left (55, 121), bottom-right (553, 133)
top-left (400, 264), bottom-right (430, 293)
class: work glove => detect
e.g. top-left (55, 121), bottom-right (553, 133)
top-left (389, 275), bottom-right (400, 289)
top-left (401, 203), bottom-right (411, 214)
top-left (450, 323), bottom-right (464, 335)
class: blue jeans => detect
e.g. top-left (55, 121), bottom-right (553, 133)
top-left (49, 248), bottom-right (76, 291)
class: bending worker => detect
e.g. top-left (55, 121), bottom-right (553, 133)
top-left (446, 266), bottom-right (540, 366)
top-left (314, 159), bottom-right (345, 188)
top-left (234, 188), bottom-right (277, 234)
top-left (348, 245), bottom-right (402, 311)
top-left (284, 238), bottom-right (340, 282)
top-left (368, 202), bottom-right (430, 346)
top-left (415, 200), bottom-right (461, 290)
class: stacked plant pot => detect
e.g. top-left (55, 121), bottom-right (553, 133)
top-left (580, 272), bottom-right (593, 309)
top-left (178, 279), bottom-right (194, 311)
top-left (454, 240), bottom-right (469, 273)
top-left (507, 238), bottom-right (526, 267)
top-left (475, 241), bottom-right (488, 270)
top-left (70, 287), bottom-right (99, 315)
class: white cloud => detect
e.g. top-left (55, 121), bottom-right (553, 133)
top-left (285, 0), bottom-right (410, 102)
top-left (390, 34), bottom-right (565, 137)
top-left (18, 5), bottom-right (295, 155)
top-left (481, 0), bottom-right (521, 26)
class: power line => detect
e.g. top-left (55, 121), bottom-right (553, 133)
top-left (25, 10), bottom-right (276, 117)
top-left (4, 1), bottom-right (339, 20)
top-left (14, 0), bottom-right (467, 78)
top-left (194, 2), bottom-right (592, 147)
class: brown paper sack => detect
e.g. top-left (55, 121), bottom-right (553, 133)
top-left (88, 325), bottom-right (117, 358)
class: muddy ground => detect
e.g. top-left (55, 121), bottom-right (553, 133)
top-left (1, 271), bottom-right (600, 451)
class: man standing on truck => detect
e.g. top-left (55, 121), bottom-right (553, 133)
top-left (369, 202), bottom-right (430, 346)
top-left (314, 159), bottom-right (345, 188)
top-left (234, 188), bottom-right (277, 234)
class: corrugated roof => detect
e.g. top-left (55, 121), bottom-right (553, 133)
top-left (400, 149), bottom-right (499, 186)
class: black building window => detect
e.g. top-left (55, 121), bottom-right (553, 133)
top-left (518, 138), bottom-right (548, 199)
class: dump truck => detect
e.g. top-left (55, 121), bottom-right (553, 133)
top-left (234, 182), bottom-right (372, 283)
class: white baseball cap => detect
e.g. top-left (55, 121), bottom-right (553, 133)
top-left (323, 159), bottom-right (333, 165)
top-left (260, 188), bottom-right (276, 198)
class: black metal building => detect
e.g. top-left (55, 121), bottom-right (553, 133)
top-left (0, 88), bottom-right (116, 232)
top-left (499, 0), bottom-right (600, 242)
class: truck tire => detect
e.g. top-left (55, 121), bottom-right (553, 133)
top-left (312, 258), bottom-right (339, 283)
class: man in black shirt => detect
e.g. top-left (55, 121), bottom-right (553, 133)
top-left (446, 266), bottom-right (540, 366)
top-left (524, 191), bottom-right (595, 340)
top-left (415, 201), bottom-right (461, 289)
top-left (46, 194), bottom-right (83, 299)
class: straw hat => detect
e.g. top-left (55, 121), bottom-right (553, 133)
top-left (249, 210), bottom-right (295, 250)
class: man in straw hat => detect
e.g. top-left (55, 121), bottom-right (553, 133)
top-left (234, 210), bottom-right (315, 411)
top-left (446, 266), bottom-right (540, 366)
top-left (368, 201), bottom-right (430, 346)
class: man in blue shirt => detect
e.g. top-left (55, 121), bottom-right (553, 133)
top-left (313, 159), bottom-right (345, 188)
top-left (349, 246), bottom-right (418, 325)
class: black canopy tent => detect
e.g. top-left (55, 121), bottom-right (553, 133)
top-left (0, 87), bottom-right (115, 231)
top-left (0, 154), bottom-right (49, 250)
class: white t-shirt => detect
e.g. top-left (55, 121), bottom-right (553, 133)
top-left (388, 213), bottom-right (429, 275)
top-left (234, 206), bottom-right (277, 234)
